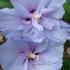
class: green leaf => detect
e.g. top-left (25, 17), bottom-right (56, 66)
top-left (63, 2), bottom-right (70, 24)
top-left (0, 0), bottom-right (13, 8)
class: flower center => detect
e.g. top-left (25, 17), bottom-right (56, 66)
top-left (0, 31), bottom-right (7, 45)
top-left (33, 13), bottom-right (41, 22)
top-left (28, 53), bottom-right (39, 61)
top-left (28, 53), bottom-right (36, 60)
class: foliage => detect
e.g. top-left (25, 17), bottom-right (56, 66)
top-left (64, 2), bottom-right (70, 23)
top-left (61, 60), bottom-right (70, 70)
top-left (0, 0), bottom-right (13, 8)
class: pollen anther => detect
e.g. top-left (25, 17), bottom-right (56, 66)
top-left (33, 13), bottom-right (41, 21)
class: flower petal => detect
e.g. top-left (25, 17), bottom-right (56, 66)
top-left (23, 28), bottom-right (44, 43)
top-left (34, 39), bottom-right (48, 53)
top-left (41, 18), bottom-right (54, 30)
top-left (44, 29), bottom-right (67, 43)
top-left (41, 7), bottom-right (55, 15)
top-left (0, 39), bottom-right (19, 70)
top-left (38, 43), bottom-right (64, 64)
top-left (41, 17), bottom-right (60, 30)
top-left (32, 19), bottom-right (43, 30)
top-left (0, 9), bottom-right (22, 39)
top-left (60, 21), bottom-right (70, 40)
top-left (12, 0), bottom-right (42, 12)
top-left (11, 0), bottom-right (31, 17)
top-left (46, 0), bottom-right (66, 19)
top-left (48, 0), bottom-right (66, 7)
top-left (0, 8), bottom-right (20, 16)
top-left (37, 0), bottom-right (49, 12)
top-left (29, 42), bottom-right (64, 70)
top-left (29, 61), bottom-right (62, 70)
top-left (9, 55), bottom-right (28, 70)
top-left (49, 6), bottom-right (65, 19)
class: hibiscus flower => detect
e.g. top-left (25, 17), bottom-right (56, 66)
top-left (0, 38), bottom-right (64, 70)
top-left (0, 0), bottom-right (66, 43)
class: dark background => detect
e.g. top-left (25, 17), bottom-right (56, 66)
top-left (0, 0), bottom-right (70, 70)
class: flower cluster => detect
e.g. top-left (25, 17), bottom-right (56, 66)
top-left (0, 0), bottom-right (70, 70)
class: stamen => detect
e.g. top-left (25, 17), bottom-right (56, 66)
top-left (0, 31), bottom-right (7, 45)
top-left (28, 52), bottom-right (40, 61)
top-left (33, 13), bottom-right (41, 21)
top-left (28, 53), bottom-right (37, 61)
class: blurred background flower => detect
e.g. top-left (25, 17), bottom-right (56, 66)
top-left (0, 0), bottom-right (70, 70)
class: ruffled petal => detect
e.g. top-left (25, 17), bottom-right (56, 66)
top-left (46, 0), bottom-right (66, 19)
top-left (0, 9), bottom-right (22, 39)
top-left (11, 0), bottom-right (31, 17)
top-left (30, 43), bottom-right (63, 70)
top-left (42, 6), bottom-right (65, 19)
top-left (29, 63), bottom-right (62, 70)
top-left (60, 21), bottom-right (70, 40)
top-left (37, 43), bottom-right (64, 64)
top-left (0, 8), bottom-right (20, 16)
top-left (36, 0), bottom-right (49, 12)
top-left (41, 7), bottom-right (55, 15)
top-left (41, 17), bottom-right (60, 30)
top-left (23, 28), bottom-right (44, 43)
top-left (49, 6), bottom-right (65, 19)
top-left (44, 28), bottom-right (67, 43)
top-left (32, 19), bottom-right (43, 30)
top-left (34, 39), bottom-right (48, 53)
top-left (41, 18), bottom-right (54, 30)
top-left (29, 29), bottom-right (44, 43)
top-left (11, 0), bottom-right (42, 12)
top-left (0, 39), bottom-right (19, 70)
top-left (48, 0), bottom-right (66, 7)
top-left (9, 54), bottom-right (28, 70)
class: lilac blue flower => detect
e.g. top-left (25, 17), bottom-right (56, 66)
top-left (0, 0), bottom-right (70, 70)
top-left (0, 39), bottom-right (64, 70)
top-left (0, 0), bottom-right (67, 43)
